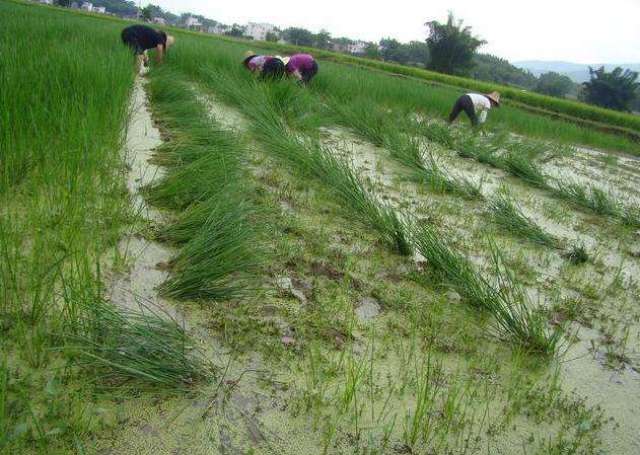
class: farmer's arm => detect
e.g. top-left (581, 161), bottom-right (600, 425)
top-left (291, 69), bottom-right (303, 81)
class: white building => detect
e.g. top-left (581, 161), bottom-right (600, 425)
top-left (184, 16), bottom-right (202, 29)
top-left (245, 22), bottom-right (277, 41)
top-left (80, 2), bottom-right (93, 11)
top-left (152, 17), bottom-right (166, 25)
top-left (93, 6), bottom-right (106, 13)
top-left (348, 41), bottom-right (368, 55)
top-left (207, 24), bottom-right (229, 35)
top-left (38, 0), bottom-right (53, 5)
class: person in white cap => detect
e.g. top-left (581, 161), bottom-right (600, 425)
top-left (448, 91), bottom-right (500, 127)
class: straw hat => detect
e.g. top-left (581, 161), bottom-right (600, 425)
top-left (244, 50), bottom-right (255, 58)
top-left (486, 91), bottom-right (501, 106)
top-left (166, 35), bottom-right (175, 48)
top-left (281, 56), bottom-right (290, 66)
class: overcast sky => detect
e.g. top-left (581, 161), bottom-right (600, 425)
top-left (149, 0), bottom-right (640, 63)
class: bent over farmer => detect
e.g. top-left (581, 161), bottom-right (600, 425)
top-left (283, 54), bottom-right (319, 85)
top-left (448, 92), bottom-right (500, 127)
top-left (121, 25), bottom-right (175, 67)
top-left (243, 51), bottom-right (286, 80)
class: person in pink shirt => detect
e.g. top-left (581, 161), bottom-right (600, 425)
top-left (243, 51), bottom-right (285, 80)
top-left (283, 53), bottom-right (319, 85)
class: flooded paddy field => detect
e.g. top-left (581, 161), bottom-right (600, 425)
top-left (3, 3), bottom-right (640, 453)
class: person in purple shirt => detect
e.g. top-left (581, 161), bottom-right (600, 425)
top-left (243, 51), bottom-right (285, 80)
top-left (283, 54), bottom-right (319, 85)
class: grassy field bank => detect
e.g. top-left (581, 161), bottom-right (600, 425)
top-left (1, 2), bottom-right (207, 452)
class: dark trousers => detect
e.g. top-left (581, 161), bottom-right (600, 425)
top-left (449, 95), bottom-right (478, 126)
top-left (260, 58), bottom-right (285, 80)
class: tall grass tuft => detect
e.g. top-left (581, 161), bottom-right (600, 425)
top-left (161, 197), bottom-right (259, 299)
top-left (488, 192), bottom-right (559, 248)
top-left (64, 288), bottom-right (212, 390)
top-left (501, 151), bottom-right (548, 188)
top-left (419, 153), bottom-right (484, 200)
top-left (147, 68), bottom-right (263, 299)
top-left (411, 223), bottom-right (561, 355)
top-left (551, 180), bottom-right (620, 217)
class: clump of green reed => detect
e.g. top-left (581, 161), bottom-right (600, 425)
top-left (417, 120), bottom-right (455, 149)
top-left (411, 223), bottom-right (561, 355)
top-left (420, 153), bottom-right (484, 200)
top-left (329, 98), bottom-right (391, 146)
top-left (455, 136), bottom-right (502, 167)
top-left (621, 206), bottom-right (640, 228)
top-left (148, 68), bottom-right (262, 299)
top-left (148, 147), bottom-right (240, 210)
top-left (383, 132), bottom-right (483, 200)
top-left (488, 192), bottom-right (559, 248)
top-left (551, 180), bottom-right (620, 217)
top-left (65, 294), bottom-right (212, 390)
top-left (562, 243), bottom-right (589, 265)
top-left (501, 150), bottom-right (548, 188)
top-left (161, 196), bottom-right (260, 300)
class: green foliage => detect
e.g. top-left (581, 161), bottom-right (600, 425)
top-left (224, 23), bottom-right (246, 37)
top-left (265, 30), bottom-right (279, 42)
top-left (581, 66), bottom-right (640, 112)
top-left (140, 5), bottom-right (153, 22)
top-left (363, 42), bottom-right (381, 59)
top-left (379, 39), bottom-right (430, 66)
top-left (488, 192), bottom-right (559, 248)
top-left (90, 0), bottom-right (137, 17)
top-left (282, 27), bottom-right (315, 46)
top-left (425, 12), bottom-right (486, 76)
top-left (314, 29), bottom-right (332, 50)
top-left (379, 38), bottom-right (411, 65)
top-left (535, 72), bottom-right (576, 98)
top-left (472, 54), bottom-right (538, 89)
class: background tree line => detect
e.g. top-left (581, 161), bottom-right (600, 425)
top-left (59, 1), bottom-right (639, 113)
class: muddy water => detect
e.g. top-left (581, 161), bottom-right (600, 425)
top-left (106, 77), bottom-right (181, 320)
top-left (319, 122), bottom-right (640, 454)
top-left (562, 327), bottom-right (640, 454)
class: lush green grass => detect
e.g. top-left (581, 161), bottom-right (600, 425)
top-left (411, 224), bottom-right (561, 355)
top-left (488, 192), bottom-right (560, 248)
top-left (0, 3), bottom-right (209, 451)
top-left (146, 69), bottom-right (263, 300)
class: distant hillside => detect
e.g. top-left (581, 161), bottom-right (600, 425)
top-left (514, 61), bottom-right (640, 83)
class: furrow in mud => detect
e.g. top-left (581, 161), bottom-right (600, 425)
top-left (107, 77), bottom-right (181, 322)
